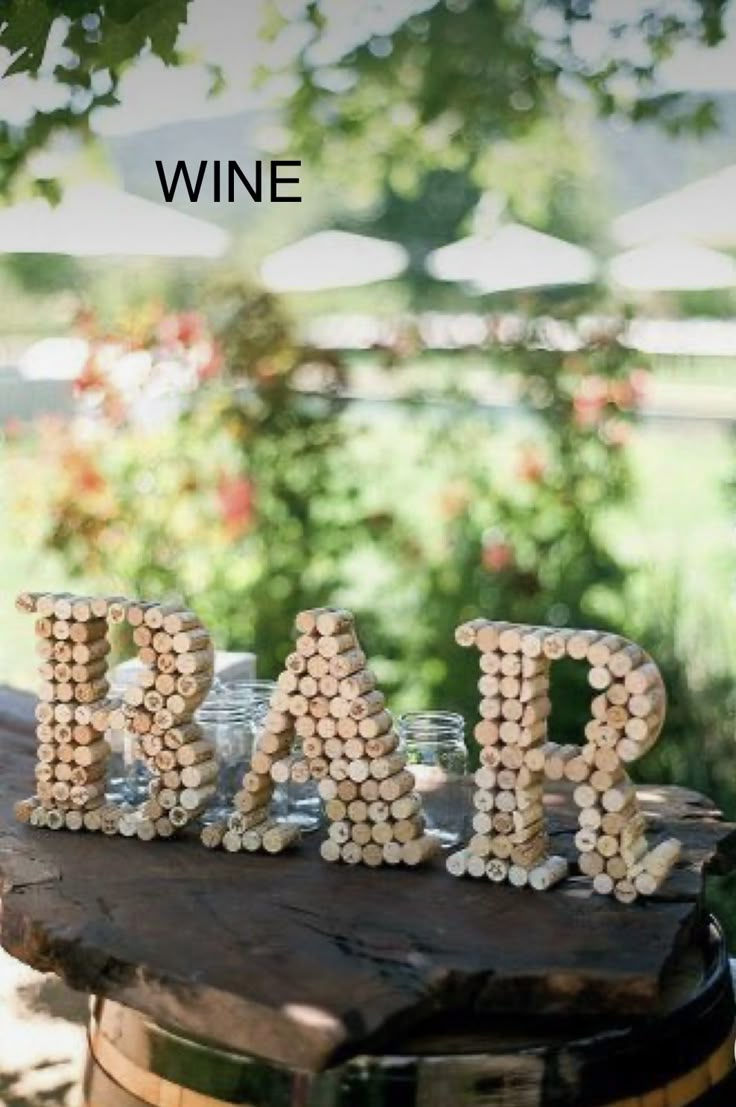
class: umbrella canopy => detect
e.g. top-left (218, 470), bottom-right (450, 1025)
top-left (260, 231), bottom-right (408, 292)
top-left (0, 183), bottom-right (229, 257)
top-left (613, 165), bottom-right (736, 249)
top-left (427, 223), bottom-right (595, 293)
top-left (609, 240), bottom-right (736, 292)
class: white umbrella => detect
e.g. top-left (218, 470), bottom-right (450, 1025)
top-left (609, 240), bottom-right (736, 292)
top-left (613, 165), bottom-right (736, 249)
top-left (0, 183), bottom-right (229, 257)
top-left (427, 223), bottom-right (595, 293)
top-left (260, 231), bottom-right (408, 292)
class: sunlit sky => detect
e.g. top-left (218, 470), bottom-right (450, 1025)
top-left (0, 0), bottom-right (735, 141)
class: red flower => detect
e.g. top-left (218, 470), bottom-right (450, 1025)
top-left (62, 448), bottom-right (107, 496)
top-left (482, 537), bottom-right (514, 573)
top-left (177, 311), bottom-right (206, 346)
top-left (217, 475), bottom-right (255, 537)
top-left (3, 417), bottom-right (23, 441)
top-left (600, 419), bottom-right (631, 448)
top-left (75, 352), bottom-right (107, 395)
top-left (573, 377), bottom-right (608, 427)
top-left (158, 311), bottom-right (207, 348)
top-left (516, 446), bottom-right (546, 484)
top-left (78, 461), bottom-right (106, 495)
top-left (198, 342), bottom-right (223, 382)
top-left (628, 369), bottom-right (650, 406)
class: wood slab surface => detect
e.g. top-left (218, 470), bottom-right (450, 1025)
top-left (1, 685), bottom-right (734, 1071)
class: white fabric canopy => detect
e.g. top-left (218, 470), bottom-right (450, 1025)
top-left (0, 183), bottom-right (229, 257)
top-left (427, 224), bottom-right (595, 293)
top-left (613, 165), bottom-right (736, 249)
top-left (609, 240), bottom-right (736, 292)
top-left (260, 230), bottom-right (408, 292)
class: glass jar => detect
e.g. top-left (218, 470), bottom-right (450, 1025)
top-left (109, 663), bottom-right (150, 805)
top-left (223, 680), bottom-right (321, 832)
top-left (398, 712), bottom-right (468, 848)
top-left (195, 688), bottom-right (247, 823)
top-left (218, 680), bottom-right (289, 821)
top-left (284, 737), bottom-right (323, 833)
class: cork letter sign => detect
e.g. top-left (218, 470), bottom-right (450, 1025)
top-left (207, 607), bottom-right (439, 867)
top-left (450, 619), bottom-right (680, 901)
top-left (14, 591), bottom-right (215, 838)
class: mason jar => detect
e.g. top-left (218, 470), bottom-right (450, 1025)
top-left (193, 692), bottom-right (239, 822)
top-left (398, 711), bottom-right (469, 848)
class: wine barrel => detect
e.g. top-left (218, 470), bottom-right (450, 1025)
top-left (85, 919), bottom-right (736, 1107)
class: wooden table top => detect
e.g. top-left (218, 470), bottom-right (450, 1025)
top-left (1, 685), bottom-right (734, 1071)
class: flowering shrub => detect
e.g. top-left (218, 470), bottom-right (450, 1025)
top-left (7, 285), bottom-right (656, 747)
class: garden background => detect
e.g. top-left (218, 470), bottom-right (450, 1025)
top-left (1, 4), bottom-right (736, 1097)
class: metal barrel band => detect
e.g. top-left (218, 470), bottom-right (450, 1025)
top-left (599, 1028), bottom-right (735, 1107)
top-left (87, 1017), bottom-right (735, 1107)
top-left (88, 1024), bottom-right (242, 1107)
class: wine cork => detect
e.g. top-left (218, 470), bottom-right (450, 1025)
top-left (542, 631), bottom-right (570, 660)
top-left (508, 864), bottom-right (529, 887)
top-left (296, 633), bottom-right (318, 658)
top-left (455, 619), bottom-right (488, 647)
top-left (316, 609), bottom-right (354, 636)
top-left (565, 630), bottom-right (598, 660)
top-left (262, 825), bottom-right (301, 853)
top-left (294, 608), bottom-right (324, 635)
top-left (524, 854), bottom-right (564, 890)
top-left (365, 731), bottom-right (400, 758)
top-left (14, 796), bottom-right (40, 823)
top-left (318, 632), bottom-right (357, 659)
top-left (330, 649), bottom-right (366, 679)
top-left (16, 591), bottom-right (47, 614)
top-left (378, 770), bottom-right (414, 802)
top-left (341, 841), bottom-right (363, 865)
top-left (320, 839), bottom-right (342, 863)
top-left (579, 850), bottom-right (605, 877)
top-left (228, 810), bottom-right (269, 835)
top-left (446, 849), bottom-right (471, 876)
top-left (350, 822), bottom-right (372, 847)
top-left (467, 855), bottom-right (488, 878)
top-left (394, 815), bottom-right (425, 844)
top-left (221, 829), bottom-right (243, 852)
top-left (175, 647), bottom-right (214, 675)
top-left (486, 858), bottom-right (510, 883)
top-left (328, 818), bottom-right (350, 843)
top-left (370, 821), bottom-right (394, 846)
top-left (401, 834), bottom-right (442, 866)
top-left (613, 880), bottom-right (637, 904)
top-left (633, 871), bottom-right (658, 896)
top-left (479, 652), bottom-right (501, 675)
top-left (641, 837), bottom-right (681, 879)
top-left (307, 654), bottom-right (330, 680)
top-left (370, 752), bottom-right (407, 780)
top-left (311, 756), bottom-right (331, 780)
top-left (476, 624), bottom-right (502, 652)
top-left (320, 674), bottom-right (340, 697)
top-left (69, 618), bottom-right (108, 643)
top-left (340, 670), bottom-right (376, 699)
